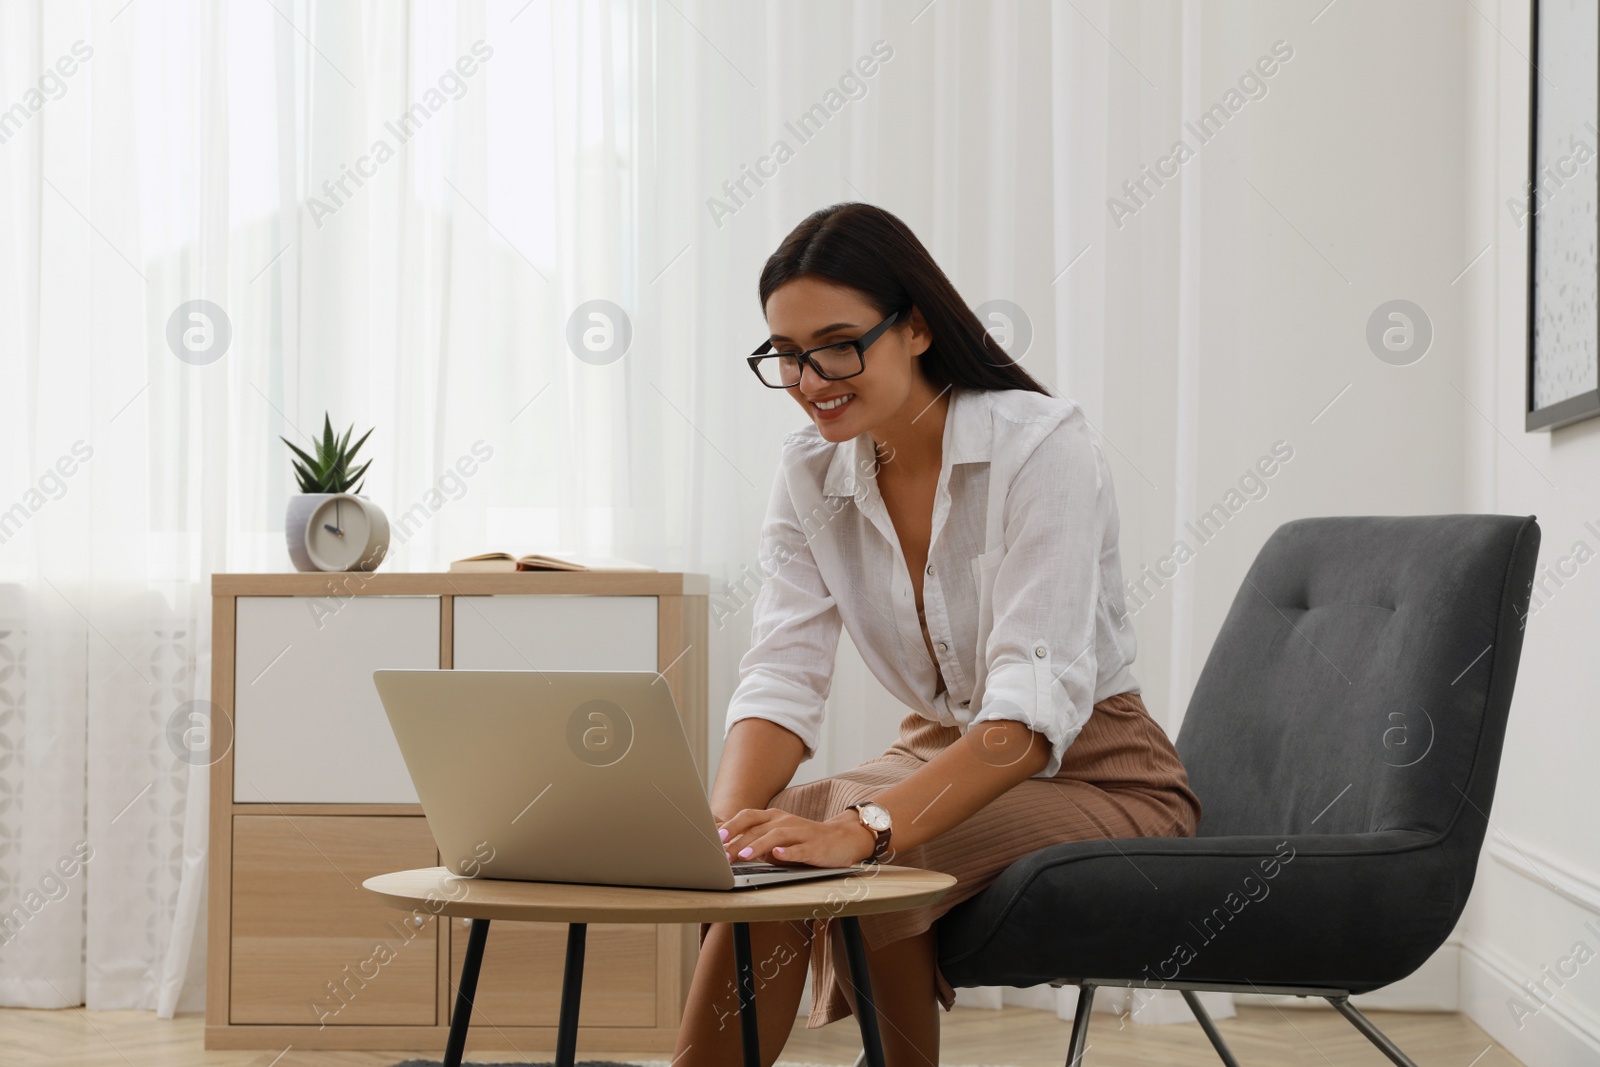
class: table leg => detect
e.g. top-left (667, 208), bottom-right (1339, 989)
top-left (731, 921), bottom-right (761, 1067)
top-left (555, 922), bottom-right (587, 1067)
top-left (443, 917), bottom-right (490, 1067)
top-left (839, 916), bottom-right (887, 1067)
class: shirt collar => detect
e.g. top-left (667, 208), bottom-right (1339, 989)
top-left (822, 386), bottom-right (992, 499)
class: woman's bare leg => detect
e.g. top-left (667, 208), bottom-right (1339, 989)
top-left (828, 920), bottom-right (941, 1066)
top-left (673, 918), bottom-right (814, 1067)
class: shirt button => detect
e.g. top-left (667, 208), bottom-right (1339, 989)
top-left (926, 563), bottom-right (934, 575)
top-left (1034, 645), bottom-right (1047, 658)
top-left (937, 641), bottom-right (948, 653)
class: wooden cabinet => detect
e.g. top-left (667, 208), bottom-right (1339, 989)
top-left (206, 571), bottom-right (710, 1052)
top-left (233, 596), bottom-right (440, 803)
top-left (445, 918), bottom-right (658, 1027)
top-left (230, 815), bottom-right (440, 1026)
top-left (452, 594), bottom-right (658, 671)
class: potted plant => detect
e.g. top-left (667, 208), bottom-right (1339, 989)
top-left (281, 414), bottom-right (390, 573)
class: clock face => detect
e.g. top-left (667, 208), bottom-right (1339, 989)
top-left (306, 495), bottom-right (377, 571)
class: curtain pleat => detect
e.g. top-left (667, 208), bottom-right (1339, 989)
top-left (0, 0), bottom-right (1215, 1025)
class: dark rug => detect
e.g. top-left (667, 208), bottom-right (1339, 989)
top-left (389, 1060), bottom-right (878, 1066)
top-left (390, 1059), bottom-right (1012, 1066)
top-left (390, 1061), bottom-right (642, 1066)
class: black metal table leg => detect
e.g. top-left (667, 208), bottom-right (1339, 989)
top-left (839, 916), bottom-right (888, 1067)
top-left (731, 921), bottom-right (761, 1067)
top-left (555, 922), bottom-right (588, 1067)
top-left (444, 917), bottom-right (490, 1067)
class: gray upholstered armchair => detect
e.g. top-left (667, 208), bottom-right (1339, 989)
top-left (933, 513), bottom-right (1540, 1066)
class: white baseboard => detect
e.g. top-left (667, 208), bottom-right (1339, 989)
top-left (1108, 987), bottom-right (1236, 1025)
top-left (1460, 936), bottom-right (1600, 1065)
top-left (991, 984), bottom-right (1052, 1012)
top-left (953, 985), bottom-right (1005, 1010)
top-left (985, 950), bottom-right (1459, 1025)
top-left (990, 983), bottom-right (1235, 1025)
top-left (1234, 940), bottom-right (1462, 1013)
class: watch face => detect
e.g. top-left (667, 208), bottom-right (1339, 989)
top-left (306, 495), bottom-right (374, 571)
top-left (860, 803), bottom-right (891, 831)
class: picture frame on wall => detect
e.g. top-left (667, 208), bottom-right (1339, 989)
top-left (1526, 0), bottom-right (1600, 431)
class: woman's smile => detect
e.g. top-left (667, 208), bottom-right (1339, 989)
top-left (810, 392), bottom-right (857, 419)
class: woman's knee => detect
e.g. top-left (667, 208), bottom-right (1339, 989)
top-left (700, 917), bottom-right (814, 953)
top-left (827, 921), bottom-right (941, 1012)
top-left (696, 918), bottom-right (816, 984)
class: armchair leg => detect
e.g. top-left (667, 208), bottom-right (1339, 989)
top-left (1327, 996), bottom-right (1421, 1067)
top-left (1179, 989), bottom-right (1242, 1067)
top-left (1065, 983), bottom-right (1095, 1066)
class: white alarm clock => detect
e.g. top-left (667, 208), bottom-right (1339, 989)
top-left (300, 494), bottom-right (390, 572)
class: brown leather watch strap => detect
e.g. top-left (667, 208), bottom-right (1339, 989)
top-left (846, 801), bottom-right (892, 864)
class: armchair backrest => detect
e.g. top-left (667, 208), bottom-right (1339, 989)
top-left (1175, 514), bottom-right (1539, 848)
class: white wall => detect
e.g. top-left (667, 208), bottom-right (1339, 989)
top-left (1219, 3), bottom-right (1600, 1061)
top-left (1145, 0), bottom-right (1477, 1021)
top-left (1458, 2), bottom-right (1600, 1063)
top-left (717, 3), bottom-right (1587, 1048)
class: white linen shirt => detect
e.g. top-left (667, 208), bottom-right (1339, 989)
top-left (723, 385), bottom-right (1140, 780)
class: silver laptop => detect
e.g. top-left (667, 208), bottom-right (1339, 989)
top-left (372, 669), bottom-right (864, 890)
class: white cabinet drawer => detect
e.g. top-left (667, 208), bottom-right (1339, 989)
top-left (452, 596), bottom-right (657, 671)
top-left (234, 596), bottom-right (440, 803)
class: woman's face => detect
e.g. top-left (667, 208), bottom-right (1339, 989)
top-left (761, 276), bottom-right (931, 442)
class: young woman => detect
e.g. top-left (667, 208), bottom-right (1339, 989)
top-left (673, 202), bottom-right (1201, 1066)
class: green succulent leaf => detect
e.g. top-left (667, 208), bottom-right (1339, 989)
top-left (284, 414), bottom-right (376, 495)
top-left (281, 437), bottom-right (320, 471)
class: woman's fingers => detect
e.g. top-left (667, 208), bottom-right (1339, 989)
top-left (717, 807), bottom-right (771, 842)
top-left (720, 811), bottom-right (814, 861)
top-left (719, 807), bottom-right (784, 854)
top-left (735, 826), bottom-right (808, 864)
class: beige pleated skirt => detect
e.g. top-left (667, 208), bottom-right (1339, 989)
top-left (699, 689), bottom-right (1203, 1029)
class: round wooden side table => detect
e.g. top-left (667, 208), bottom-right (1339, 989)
top-left (364, 864), bottom-right (957, 1067)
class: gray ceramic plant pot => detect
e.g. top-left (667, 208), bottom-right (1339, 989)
top-left (285, 493), bottom-right (337, 572)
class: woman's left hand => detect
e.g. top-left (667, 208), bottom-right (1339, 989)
top-left (717, 808), bottom-right (873, 868)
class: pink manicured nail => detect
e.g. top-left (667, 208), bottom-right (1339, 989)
top-left (718, 828), bottom-right (729, 842)
top-left (738, 846), bottom-right (754, 859)
top-left (774, 847), bottom-right (785, 855)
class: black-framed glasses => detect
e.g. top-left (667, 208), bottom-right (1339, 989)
top-left (746, 308), bottom-right (904, 389)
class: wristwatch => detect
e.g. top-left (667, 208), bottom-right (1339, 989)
top-left (846, 801), bottom-right (893, 864)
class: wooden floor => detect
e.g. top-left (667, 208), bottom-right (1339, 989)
top-left (1, 1002), bottom-right (1523, 1066)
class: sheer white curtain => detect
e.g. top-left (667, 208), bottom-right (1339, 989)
top-left (0, 0), bottom-right (663, 1016)
top-left (0, 0), bottom-right (1216, 1025)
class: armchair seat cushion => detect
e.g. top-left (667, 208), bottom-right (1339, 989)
top-left (936, 830), bottom-right (1457, 994)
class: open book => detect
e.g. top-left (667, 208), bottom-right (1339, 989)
top-left (449, 551), bottom-right (657, 574)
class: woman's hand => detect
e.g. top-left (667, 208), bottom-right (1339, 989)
top-left (717, 808), bottom-right (875, 868)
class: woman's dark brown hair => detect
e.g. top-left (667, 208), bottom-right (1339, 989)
top-left (758, 202), bottom-right (1051, 396)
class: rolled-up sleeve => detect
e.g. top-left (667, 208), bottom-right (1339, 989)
top-left (968, 413), bottom-right (1106, 779)
top-left (723, 457), bottom-right (843, 762)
